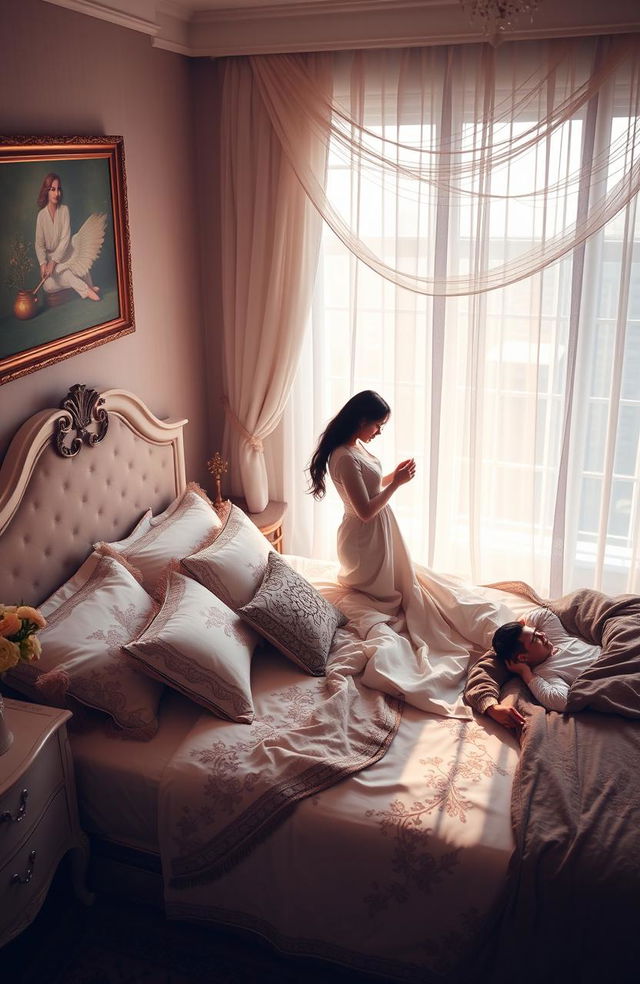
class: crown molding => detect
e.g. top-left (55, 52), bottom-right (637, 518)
top-left (42, 0), bottom-right (640, 58)
top-left (193, 0), bottom-right (447, 21)
top-left (43, 0), bottom-right (160, 36)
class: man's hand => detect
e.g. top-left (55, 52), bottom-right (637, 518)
top-left (486, 702), bottom-right (525, 731)
top-left (505, 659), bottom-right (533, 684)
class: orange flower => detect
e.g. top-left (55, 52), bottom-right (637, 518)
top-left (16, 606), bottom-right (47, 629)
top-left (0, 612), bottom-right (21, 638)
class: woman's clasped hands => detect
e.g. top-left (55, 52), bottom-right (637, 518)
top-left (394, 458), bottom-right (416, 486)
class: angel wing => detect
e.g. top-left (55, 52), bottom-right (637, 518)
top-left (66, 213), bottom-right (107, 277)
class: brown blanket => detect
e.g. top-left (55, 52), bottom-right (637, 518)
top-left (486, 688), bottom-right (640, 982)
top-left (466, 586), bottom-right (640, 981)
top-left (465, 583), bottom-right (640, 718)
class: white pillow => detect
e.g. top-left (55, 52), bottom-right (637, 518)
top-left (6, 553), bottom-right (163, 739)
top-left (125, 572), bottom-right (258, 723)
top-left (101, 509), bottom-right (153, 553)
top-left (97, 484), bottom-right (222, 600)
top-left (181, 503), bottom-right (272, 610)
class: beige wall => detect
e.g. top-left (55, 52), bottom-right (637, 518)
top-left (0, 0), bottom-right (215, 489)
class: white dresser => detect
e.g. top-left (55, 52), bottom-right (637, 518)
top-left (0, 699), bottom-right (93, 947)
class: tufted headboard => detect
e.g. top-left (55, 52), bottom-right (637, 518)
top-left (0, 386), bottom-right (187, 606)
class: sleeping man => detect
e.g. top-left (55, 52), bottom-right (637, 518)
top-left (489, 609), bottom-right (601, 723)
top-left (464, 588), bottom-right (640, 730)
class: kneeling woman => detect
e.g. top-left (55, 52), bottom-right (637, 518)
top-left (309, 391), bottom-right (515, 717)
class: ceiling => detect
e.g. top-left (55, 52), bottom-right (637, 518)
top-left (42, 0), bottom-right (640, 58)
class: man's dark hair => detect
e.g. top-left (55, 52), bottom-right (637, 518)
top-left (492, 622), bottom-right (525, 663)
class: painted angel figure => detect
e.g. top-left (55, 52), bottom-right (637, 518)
top-left (35, 173), bottom-right (107, 302)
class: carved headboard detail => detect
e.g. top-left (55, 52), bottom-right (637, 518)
top-left (0, 386), bottom-right (188, 606)
top-left (55, 383), bottom-right (109, 458)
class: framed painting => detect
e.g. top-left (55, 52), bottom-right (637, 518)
top-left (0, 135), bottom-right (134, 385)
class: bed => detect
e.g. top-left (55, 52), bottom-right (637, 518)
top-left (0, 384), bottom-right (637, 984)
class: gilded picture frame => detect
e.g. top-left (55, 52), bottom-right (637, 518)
top-left (0, 135), bottom-right (134, 385)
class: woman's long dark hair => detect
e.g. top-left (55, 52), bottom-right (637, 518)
top-left (307, 390), bottom-right (390, 499)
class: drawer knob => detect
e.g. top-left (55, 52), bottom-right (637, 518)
top-left (10, 849), bottom-right (37, 885)
top-left (1, 788), bottom-right (29, 824)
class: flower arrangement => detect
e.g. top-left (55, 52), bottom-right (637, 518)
top-left (0, 605), bottom-right (46, 674)
top-left (6, 237), bottom-right (34, 290)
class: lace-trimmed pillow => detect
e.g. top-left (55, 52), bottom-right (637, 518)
top-left (237, 551), bottom-right (347, 676)
top-left (5, 553), bottom-right (163, 739)
top-left (99, 508), bottom-right (153, 553)
top-left (125, 572), bottom-right (258, 724)
top-left (96, 484), bottom-right (222, 601)
top-left (181, 503), bottom-right (273, 610)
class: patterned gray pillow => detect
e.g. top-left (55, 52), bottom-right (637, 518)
top-left (237, 552), bottom-right (347, 676)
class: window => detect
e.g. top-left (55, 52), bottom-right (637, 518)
top-left (287, 46), bottom-right (640, 595)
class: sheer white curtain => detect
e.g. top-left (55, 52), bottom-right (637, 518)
top-left (283, 39), bottom-right (640, 596)
top-left (252, 39), bottom-right (640, 296)
top-left (219, 57), bottom-right (329, 512)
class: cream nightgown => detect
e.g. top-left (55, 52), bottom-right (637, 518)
top-left (328, 443), bottom-right (517, 717)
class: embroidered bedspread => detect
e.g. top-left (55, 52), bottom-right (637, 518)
top-left (159, 618), bottom-right (402, 889)
top-left (158, 561), bottom-right (521, 982)
top-left (162, 677), bottom-right (519, 982)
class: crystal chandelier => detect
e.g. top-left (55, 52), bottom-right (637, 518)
top-left (460, 0), bottom-right (543, 35)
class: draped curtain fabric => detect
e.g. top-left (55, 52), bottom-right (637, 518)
top-left (251, 38), bottom-right (640, 296)
top-left (277, 37), bottom-right (640, 596)
top-left (219, 56), bottom-right (329, 512)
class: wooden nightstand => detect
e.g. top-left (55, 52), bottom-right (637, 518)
top-left (230, 498), bottom-right (288, 553)
top-left (0, 699), bottom-right (93, 948)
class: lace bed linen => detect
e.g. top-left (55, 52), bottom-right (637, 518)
top-left (65, 553), bottom-right (525, 982)
top-left (155, 560), bottom-right (523, 982)
top-left (160, 657), bottom-right (518, 981)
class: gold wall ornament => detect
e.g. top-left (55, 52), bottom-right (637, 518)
top-left (207, 451), bottom-right (228, 508)
top-left (55, 383), bottom-right (109, 458)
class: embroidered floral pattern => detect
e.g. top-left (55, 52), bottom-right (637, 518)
top-left (70, 667), bottom-right (156, 734)
top-left (175, 723), bottom-right (279, 854)
top-left (364, 720), bottom-right (509, 917)
top-left (23, 556), bottom-right (162, 734)
top-left (278, 684), bottom-right (321, 724)
top-left (166, 683), bottom-right (402, 885)
top-left (174, 686), bottom-right (319, 853)
top-left (238, 552), bottom-right (347, 676)
top-left (142, 638), bottom-right (254, 721)
top-left (420, 905), bottom-right (486, 975)
top-left (125, 571), bottom-right (257, 723)
top-left (203, 604), bottom-right (248, 645)
top-left (87, 602), bottom-right (145, 664)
